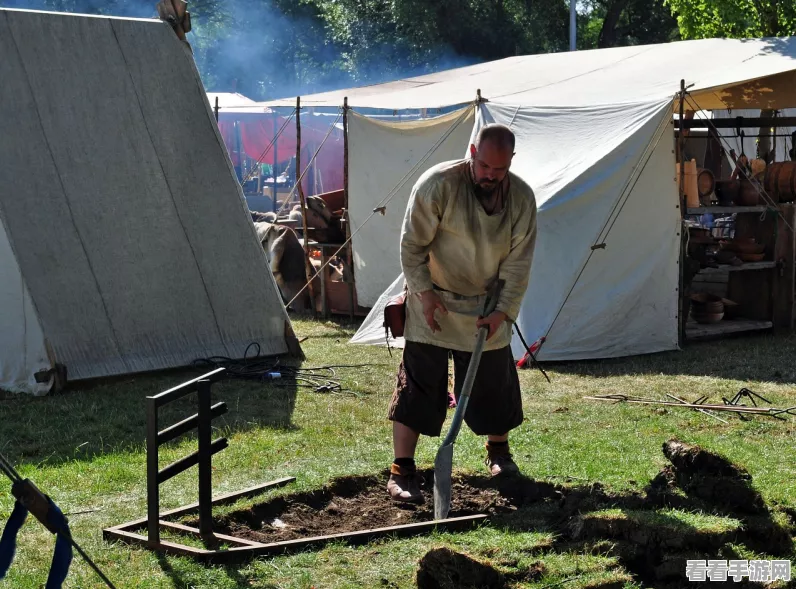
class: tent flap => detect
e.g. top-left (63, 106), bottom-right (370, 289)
top-left (349, 107), bottom-right (475, 307)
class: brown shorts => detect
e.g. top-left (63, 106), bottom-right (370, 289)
top-left (388, 340), bottom-right (523, 437)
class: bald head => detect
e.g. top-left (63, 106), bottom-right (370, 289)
top-left (469, 124), bottom-right (515, 196)
top-left (474, 124), bottom-right (515, 152)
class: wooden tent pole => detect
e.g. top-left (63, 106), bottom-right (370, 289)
top-left (678, 79), bottom-right (687, 347)
top-left (343, 97), bottom-right (355, 320)
top-left (296, 96), bottom-right (318, 316)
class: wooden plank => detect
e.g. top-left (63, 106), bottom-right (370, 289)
top-left (107, 512), bottom-right (487, 565)
top-left (148, 367), bottom-right (226, 407)
top-left (687, 206), bottom-right (768, 215)
top-left (106, 478), bottom-right (297, 531)
top-left (698, 261), bottom-right (777, 274)
top-left (157, 402), bottom-right (227, 445)
top-left (158, 520), bottom-right (266, 548)
top-left (103, 527), bottom-right (211, 560)
top-left (208, 514), bottom-right (489, 564)
top-left (686, 319), bottom-right (773, 339)
top-left (158, 438), bottom-right (228, 484)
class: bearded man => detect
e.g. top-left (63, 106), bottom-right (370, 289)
top-left (386, 123), bottom-right (538, 503)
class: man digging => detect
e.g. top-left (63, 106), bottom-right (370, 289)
top-left (387, 124), bottom-right (538, 503)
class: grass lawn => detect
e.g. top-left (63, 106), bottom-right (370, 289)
top-left (0, 317), bottom-right (794, 588)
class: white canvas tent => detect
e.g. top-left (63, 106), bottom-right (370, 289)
top-left (264, 37), bottom-right (796, 361)
top-left (0, 9), bottom-right (293, 395)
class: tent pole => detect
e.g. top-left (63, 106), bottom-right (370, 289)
top-left (678, 79), bottom-right (686, 348)
top-left (296, 96), bottom-right (318, 317)
top-left (272, 111), bottom-right (278, 213)
top-left (344, 97), bottom-right (355, 320)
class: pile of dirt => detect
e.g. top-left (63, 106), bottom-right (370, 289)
top-left (416, 548), bottom-right (506, 589)
top-left (657, 439), bottom-right (766, 514)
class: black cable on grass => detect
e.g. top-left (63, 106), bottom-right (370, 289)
top-left (191, 343), bottom-right (383, 396)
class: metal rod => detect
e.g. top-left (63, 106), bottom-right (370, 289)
top-left (197, 379), bottom-right (213, 538)
top-left (0, 453), bottom-right (21, 483)
top-left (585, 395), bottom-right (783, 414)
top-left (63, 532), bottom-right (117, 589)
top-left (666, 393), bottom-right (729, 424)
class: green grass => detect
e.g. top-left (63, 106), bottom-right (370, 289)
top-left (0, 318), bottom-right (794, 588)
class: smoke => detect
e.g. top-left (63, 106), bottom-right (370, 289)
top-left (0, 0), bottom-right (482, 102)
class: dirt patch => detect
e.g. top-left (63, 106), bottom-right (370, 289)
top-left (416, 547), bottom-right (506, 589)
top-left (211, 470), bottom-right (517, 543)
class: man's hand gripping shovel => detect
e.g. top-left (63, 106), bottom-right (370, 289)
top-left (433, 280), bottom-right (504, 520)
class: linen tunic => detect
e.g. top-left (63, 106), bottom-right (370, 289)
top-left (400, 159), bottom-right (537, 352)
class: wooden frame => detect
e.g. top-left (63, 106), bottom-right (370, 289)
top-left (104, 485), bottom-right (487, 564)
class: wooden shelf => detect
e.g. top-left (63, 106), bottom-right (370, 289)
top-left (698, 261), bottom-right (777, 274)
top-left (686, 319), bottom-right (773, 339)
top-left (686, 206), bottom-right (770, 215)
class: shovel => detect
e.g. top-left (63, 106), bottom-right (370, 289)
top-left (433, 279), bottom-right (504, 520)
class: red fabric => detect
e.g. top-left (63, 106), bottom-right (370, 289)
top-left (216, 113), bottom-right (344, 197)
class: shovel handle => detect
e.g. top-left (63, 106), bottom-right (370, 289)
top-left (440, 280), bottom-right (504, 446)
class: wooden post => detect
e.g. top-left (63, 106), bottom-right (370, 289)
top-left (272, 111), bottom-right (278, 213)
top-left (196, 379), bottom-right (213, 539)
top-left (296, 97), bottom-right (318, 316)
top-left (146, 399), bottom-right (160, 546)
top-left (343, 97), bottom-right (355, 320)
top-left (773, 203), bottom-right (795, 329)
top-left (678, 80), bottom-right (686, 346)
top-left (234, 120), bottom-right (243, 183)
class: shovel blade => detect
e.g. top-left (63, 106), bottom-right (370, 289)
top-left (433, 443), bottom-right (454, 520)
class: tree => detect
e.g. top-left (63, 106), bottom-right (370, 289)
top-left (664, 0), bottom-right (796, 38)
top-left (579, 0), bottom-right (680, 49)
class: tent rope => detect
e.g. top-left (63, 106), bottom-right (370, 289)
top-left (683, 93), bottom-right (795, 235)
top-left (284, 104), bottom-right (476, 310)
top-left (540, 99), bottom-right (676, 344)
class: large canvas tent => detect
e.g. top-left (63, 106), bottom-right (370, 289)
top-left (262, 37), bottom-right (796, 361)
top-left (0, 8), bottom-right (293, 395)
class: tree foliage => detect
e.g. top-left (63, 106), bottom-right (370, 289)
top-left (664, 0), bottom-right (796, 38)
top-left (3, 0), bottom-right (693, 100)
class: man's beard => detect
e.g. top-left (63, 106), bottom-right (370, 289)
top-left (473, 180), bottom-right (498, 199)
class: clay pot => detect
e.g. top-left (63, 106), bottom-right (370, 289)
top-left (714, 179), bottom-right (739, 206)
top-left (691, 310), bottom-right (724, 324)
top-left (725, 241), bottom-right (765, 255)
top-left (737, 179), bottom-right (761, 206)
